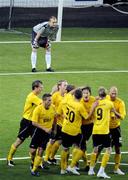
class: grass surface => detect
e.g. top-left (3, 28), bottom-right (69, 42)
top-left (0, 28), bottom-right (128, 179)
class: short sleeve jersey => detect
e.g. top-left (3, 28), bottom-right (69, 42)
top-left (33, 22), bottom-right (59, 41)
top-left (81, 96), bottom-right (96, 125)
top-left (52, 91), bottom-right (65, 126)
top-left (106, 95), bottom-right (126, 129)
top-left (92, 98), bottom-right (114, 135)
top-left (32, 104), bottom-right (56, 129)
top-left (57, 97), bottom-right (88, 136)
top-left (22, 92), bottom-right (42, 121)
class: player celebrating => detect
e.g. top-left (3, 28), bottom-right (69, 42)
top-left (58, 89), bottom-right (97, 175)
top-left (108, 86), bottom-right (126, 175)
top-left (96, 86), bottom-right (126, 175)
top-left (7, 80), bottom-right (43, 166)
top-left (44, 80), bottom-right (68, 164)
top-left (30, 93), bottom-right (57, 176)
top-left (88, 87), bottom-right (115, 179)
top-left (80, 86), bottom-right (96, 170)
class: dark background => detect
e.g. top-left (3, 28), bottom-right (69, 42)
top-left (0, 0), bottom-right (128, 29)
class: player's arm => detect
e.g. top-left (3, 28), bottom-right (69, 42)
top-left (34, 32), bottom-right (42, 41)
top-left (80, 104), bottom-right (92, 122)
top-left (51, 116), bottom-right (57, 137)
top-left (114, 101), bottom-right (126, 120)
top-left (32, 121), bottom-right (52, 134)
top-left (119, 101), bottom-right (126, 120)
top-left (70, 86), bottom-right (88, 95)
top-left (86, 101), bottom-right (99, 120)
top-left (32, 32), bottom-right (41, 48)
top-left (110, 102), bottom-right (120, 119)
top-left (51, 85), bottom-right (58, 95)
top-left (81, 100), bottom-right (98, 123)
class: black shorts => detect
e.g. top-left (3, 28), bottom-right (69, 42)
top-left (80, 123), bottom-right (93, 150)
top-left (61, 132), bottom-right (82, 149)
top-left (92, 134), bottom-right (111, 148)
top-left (52, 124), bottom-right (62, 141)
top-left (81, 123), bottom-right (93, 141)
top-left (110, 126), bottom-right (122, 147)
top-left (17, 118), bottom-right (35, 141)
top-left (30, 128), bottom-right (50, 150)
top-left (31, 30), bottom-right (48, 48)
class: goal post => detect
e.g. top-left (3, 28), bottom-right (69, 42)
top-left (56, 0), bottom-right (104, 42)
top-left (56, 0), bottom-right (63, 42)
top-left (0, 0), bottom-right (106, 34)
top-left (8, 0), bottom-right (14, 30)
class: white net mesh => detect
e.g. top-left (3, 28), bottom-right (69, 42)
top-left (0, 0), bottom-right (103, 7)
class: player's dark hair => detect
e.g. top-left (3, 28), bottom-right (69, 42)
top-left (32, 80), bottom-right (43, 90)
top-left (66, 84), bottom-right (75, 93)
top-left (74, 89), bottom-right (82, 100)
top-left (42, 93), bottom-right (51, 101)
top-left (82, 86), bottom-right (91, 95)
top-left (98, 87), bottom-right (107, 98)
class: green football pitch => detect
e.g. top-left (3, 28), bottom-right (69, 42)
top-left (0, 28), bottom-right (128, 179)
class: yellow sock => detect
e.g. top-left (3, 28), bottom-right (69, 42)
top-left (29, 152), bottom-right (35, 164)
top-left (32, 155), bottom-right (42, 172)
top-left (65, 151), bottom-right (70, 169)
top-left (35, 149), bottom-right (43, 166)
top-left (44, 142), bottom-right (53, 161)
top-left (70, 148), bottom-right (83, 168)
top-left (114, 154), bottom-right (121, 170)
top-left (101, 152), bottom-right (110, 168)
top-left (82, 151), bottom-right (89, 167)
top-left (90, 152), bottom-right (97, 167)
top-left (39, 159), bottom-right (43, 166)
top-left (71, 148), bottom-right (78, 156)
top-left (7, 144), bottom-right (16, 160)
top-left (50, 141), bottom-right (60, 159)
top-left (61, 150), bottom-right (69, 170)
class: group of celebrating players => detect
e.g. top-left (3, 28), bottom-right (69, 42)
top-left (7, 79), bottom-right (126, 178)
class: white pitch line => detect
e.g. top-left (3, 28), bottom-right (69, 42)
top-left (0, 157), bottom-right (30, 161)
top-left (0, 70), bottom-right (128, 76)
top-left (1, 151), bottom-right (128, 161)
top-left (0, 40), bottom-right (128, 44)
top-left (1, 156), bottom-right (128, 166)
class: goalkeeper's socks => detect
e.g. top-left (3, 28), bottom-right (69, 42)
top-left (31, 51), bottom-right (37, 69)
top-left (45, 50), bottom-right (51, 69)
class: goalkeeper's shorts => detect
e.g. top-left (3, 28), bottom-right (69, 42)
top-left (31, 30), bottom-right (48, 48)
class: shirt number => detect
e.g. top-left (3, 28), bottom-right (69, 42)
top-left (66, 107), bottom-right (75, 123)
top-left (96, 108), bottom-right (103, 120)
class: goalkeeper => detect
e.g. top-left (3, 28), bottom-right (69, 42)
top-left (31, 16), bottom-right (58, 72)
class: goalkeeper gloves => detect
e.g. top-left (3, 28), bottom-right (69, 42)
top-left (32, 40), bottom-right (39, 48)
top-left (46, 40), bottom-right (51, 49)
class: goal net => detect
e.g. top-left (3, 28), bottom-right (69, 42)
top-left (0, 0), bottom-right (127, 40)
top-left (0, 0), bottom-right (103, 34)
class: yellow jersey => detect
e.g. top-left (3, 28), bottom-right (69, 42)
top-left (57, 97), bottom-right (88, 136)
top-left (81, 96), bottom-right (96, 125)
top-left (93, 98), bottom-right (114, 135)
top-left (106, 95), bottom-right (126, 129)
top-left (64, 93), bottom-right (73, 103)
top-left (52, 91), bottom-right (65, 126)
top-left (32, 104), bottom-right (56, 129)
top-left (23, 92), bottom-right (42, 121)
